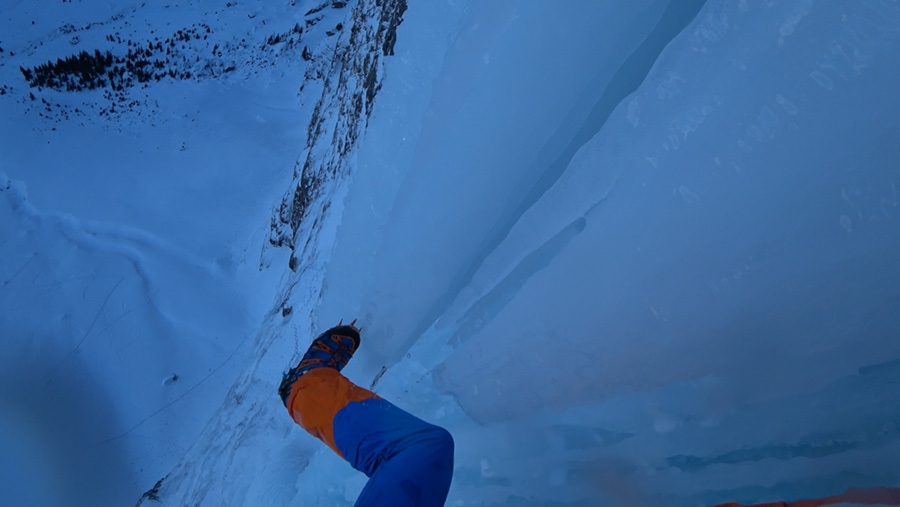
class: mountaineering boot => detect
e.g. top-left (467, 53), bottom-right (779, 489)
top-left (279, 321), bottom-right (361, 404)
top-left (297, 321), bottom-right (361, 373)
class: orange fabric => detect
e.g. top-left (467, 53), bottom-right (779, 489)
top-left (286, 367), bottom-right (379, 458)
top-left (712, 487), bottom-right (900, 507)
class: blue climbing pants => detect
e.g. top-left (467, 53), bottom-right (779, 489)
top-left (285, 368), bottom-right (454, 506)
top-left (333, 397), bottom-right (454, 507)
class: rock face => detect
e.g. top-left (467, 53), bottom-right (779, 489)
top-left (268, 0), bottom-right (408, 270)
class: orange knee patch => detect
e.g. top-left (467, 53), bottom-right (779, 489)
top-left (286, 367), bottom-right (378, 457)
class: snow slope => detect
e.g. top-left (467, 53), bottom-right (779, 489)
top-left (1, 0), bottom-right (345, 505)
top-left (3, 0), bottom-right (900, 506)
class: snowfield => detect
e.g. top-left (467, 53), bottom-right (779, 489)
top-left (2, 0), bottom-right (899, 506)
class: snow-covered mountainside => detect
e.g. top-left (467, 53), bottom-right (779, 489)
top-left (3, 0), bottom-right (900, 506)
top-left (1, 0), bottom-right (395, 505)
